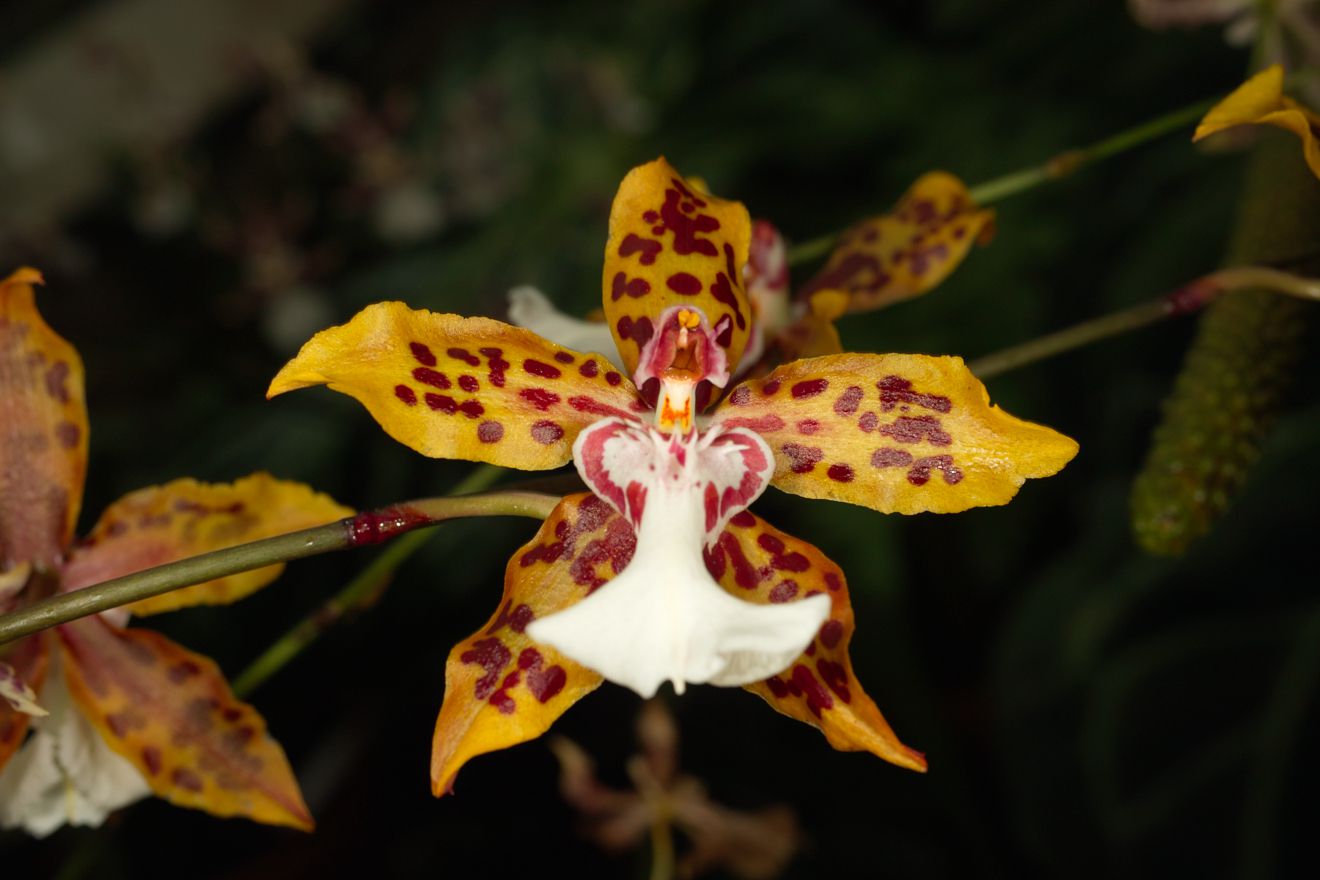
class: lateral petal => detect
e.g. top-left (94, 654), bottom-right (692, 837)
top-left (57, 617), bottom-right (313, 829)
top-left (0, 268), bottom-right (89, 569)
top-left (59, 473), bottom-right (352, 616)
top-left (269, 301), bottom-right (644, 470)
top-left (431, 493), bottom-right (625, 795)
top-left (603, 158), bottom-right (754, 379)
top-left (1194, 65), bottom-right (1320, 181)
top-left (712, 353), bottom-right (1078, 514)
top-left (703, 510), bottom-right (926, 771)
top-left (798, 173), bottom-right (994, 313)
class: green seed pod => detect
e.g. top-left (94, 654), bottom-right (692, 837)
top-left (1131, 130), bottom-right (1318, 555)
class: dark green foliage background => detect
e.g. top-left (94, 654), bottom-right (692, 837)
top-left (3, 1), bottom-right (1319, 877)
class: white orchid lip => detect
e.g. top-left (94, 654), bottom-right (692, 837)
top-left (526, 417), bottom-right (829, 698)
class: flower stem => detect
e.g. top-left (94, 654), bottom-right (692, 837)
top-left (232, 465), bottom-right (503, 696)
top-left (0, 489), bottom-right (560, 647)
top-left (967, 266), bottom-right (1320, 379)
top-left (786, 94), bottom-right (1216, 266)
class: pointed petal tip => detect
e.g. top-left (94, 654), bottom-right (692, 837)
top-left (2, 267), bottom-right (45, 288)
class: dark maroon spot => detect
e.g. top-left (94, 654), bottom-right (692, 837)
top-left (611, 271), bottom-right (651, 301)
top-left (827, 463), bottom-right (855, 483)
top-left (447, 346), bottom-right (480, 366)
top-left (907, 454), bottom-right (964, 486)
top-left (518, 647), bottom-right (542, 669)
top-left (706, 531), bottom-right (763, 590)
top-left (618, 232), bottom-right (663, 265)
top-left (769, 580), bottom-right (799, 603)
top-left (709, 269), bottom-right (746, 329)
top-left (834, 385), bottom-right (863, 415)
top-left (605, 371), bottom-right (622, 386)
top-left (824, 572), bottom-right (842, 592)
top-left (730, 511), bottom-right (756, 528)
top-left (791, 378), bottom-right (828, 399)
top-left (526, 664), bottom-right (568, 703)
top-left (782, 443), bottom-right (823, 474)
top-left (878, 375), bottom-right (952, 413)
top-left (524, 359), bottom-right (562, 379)
top-left (762, 380), bottom-right (781, 396)
top-left (666, 272), bottom-right (702, 295)
top-left (797, 418), bottom-right (821, 435)
top-left (579, 360), bottom-right (599, 378)
top-left (477, 421), bottom-right (504, 443)
top-left (413, 367), bottom-right (451, 389)
top-left (458, 400), bottom-right (484, 419)
top-left (616, 315), bottom-right (654, 351)
top-left (880, 415), bottom-right (952, 446)
top-left (45, 362), bottom-right (70, 403)
top-left (519, 387), bottom-right (561, 411)
top-left (425, 393), bottom-right (458, 414)
top-left (489, 691), bottom-right (516, 714)
top-left (461, 637), bottom-right (512, 700)
top-left (410, 342), bottom-right (437, 366)
top-left (871, 447), bottom-right (914, 468)
top-left (714, 315), bottom-right (733, 347)
top-left (816, 658), bottom-right (852, 703)
top-left (458, 374), bottom-right (479, 393)
top-left (549, 351), bottom-right (574, 365)
top-left (171, 767), bottom-right (204, 793)
top-left (728, 386), bottom-right (751, 406)
top-left (168, 661), bottom-right (201, 684)
top-left (766, 677), bottom-right (791, 698)
top-left (105, 712), bottom-right (131, 738)
top-left (531, 420), bottom-right (565, 445)
top-left (142, 747), bottom-right (163, 775)
top-left (858, 412), bottom-right (879, 432)
top-left (757, 533), bottom-right (785, 554)
top-left (791, 664), bottom-right (834, 717)
top-left (488, 602), bottom-right (536, 635)
top-left (394, 384), bottom-right (417, 406)
top-left (481, 347), bottom-right (509, 388)
top-left (819, 619), bottom-right (844, 649)
top-left (56, 422), bottom-right (80, 449)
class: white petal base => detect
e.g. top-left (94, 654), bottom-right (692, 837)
top-left (527, 478), bottom-right (829, 698)
top-left (0, 658), bottom-right (150, 837)
top-left (507, 286), bottom-right (623, 369)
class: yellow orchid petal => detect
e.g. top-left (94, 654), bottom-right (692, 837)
top-left (59, 474), bottom-right (352, 615)
top-left (431, 493), bottom-right (619, 795)
top-left (706, 510), bottom-right (925, 771)
top-left (799, 173), bottom-right (994, 314)
top-left (58, 617), bottom-right (313, 830)
top-left (603, 158), bottom-right (754, 380)
top-left (0, 635), bottom-right (49, 773)
top-left (269, 302), bottom-right (645, 470)
top-left (0, 268), bottom-right (89, 568)
top-left (712, 353), bottom-right (1078, 514)
top-left (1194, 65), bottom-right (1320, 180)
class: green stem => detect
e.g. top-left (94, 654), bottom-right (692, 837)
top-left (968, 299), bottom-right (1173, 379)
top-left (968, 265), bottom-right (1320, 379)
top-left (785, 94), bottom-right (1218, 266)
top-left (232, 465), bottom-right (503, 696)
top-left (0, 489), bottom-right (559, 647)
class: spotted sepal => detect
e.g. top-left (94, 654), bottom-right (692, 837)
top-left (59, 474), bottom-right (352, 615)
top-left (431, 493), bottom-right (633, 794)
top-left (603, 158), bottom-right (754, 380)
top-left (0, 634), bottom-right (49, 773)
top-left (1195, 65), bottom-right (1320, 181)
top-left (799, 173), bottom-right (994, 314)
top-left (0, 268), bottom-right (89, 569)
top-left (269, 302), bottom-right (645, 471)
top-left (711, 353), bottom-right (1078, 514)
top-left (57, 617), bottom-right (313, 829)
top-left (703, 510), bottom-right (925, 771)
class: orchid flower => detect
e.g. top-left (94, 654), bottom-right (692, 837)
top-left (0, 268), bottom-right (351, 836)
top-left (267, 158), bottom-right (1078, 794)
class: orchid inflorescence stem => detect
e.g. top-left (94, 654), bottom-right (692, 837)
top-left (0, 488), bottom-right (559, 648)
